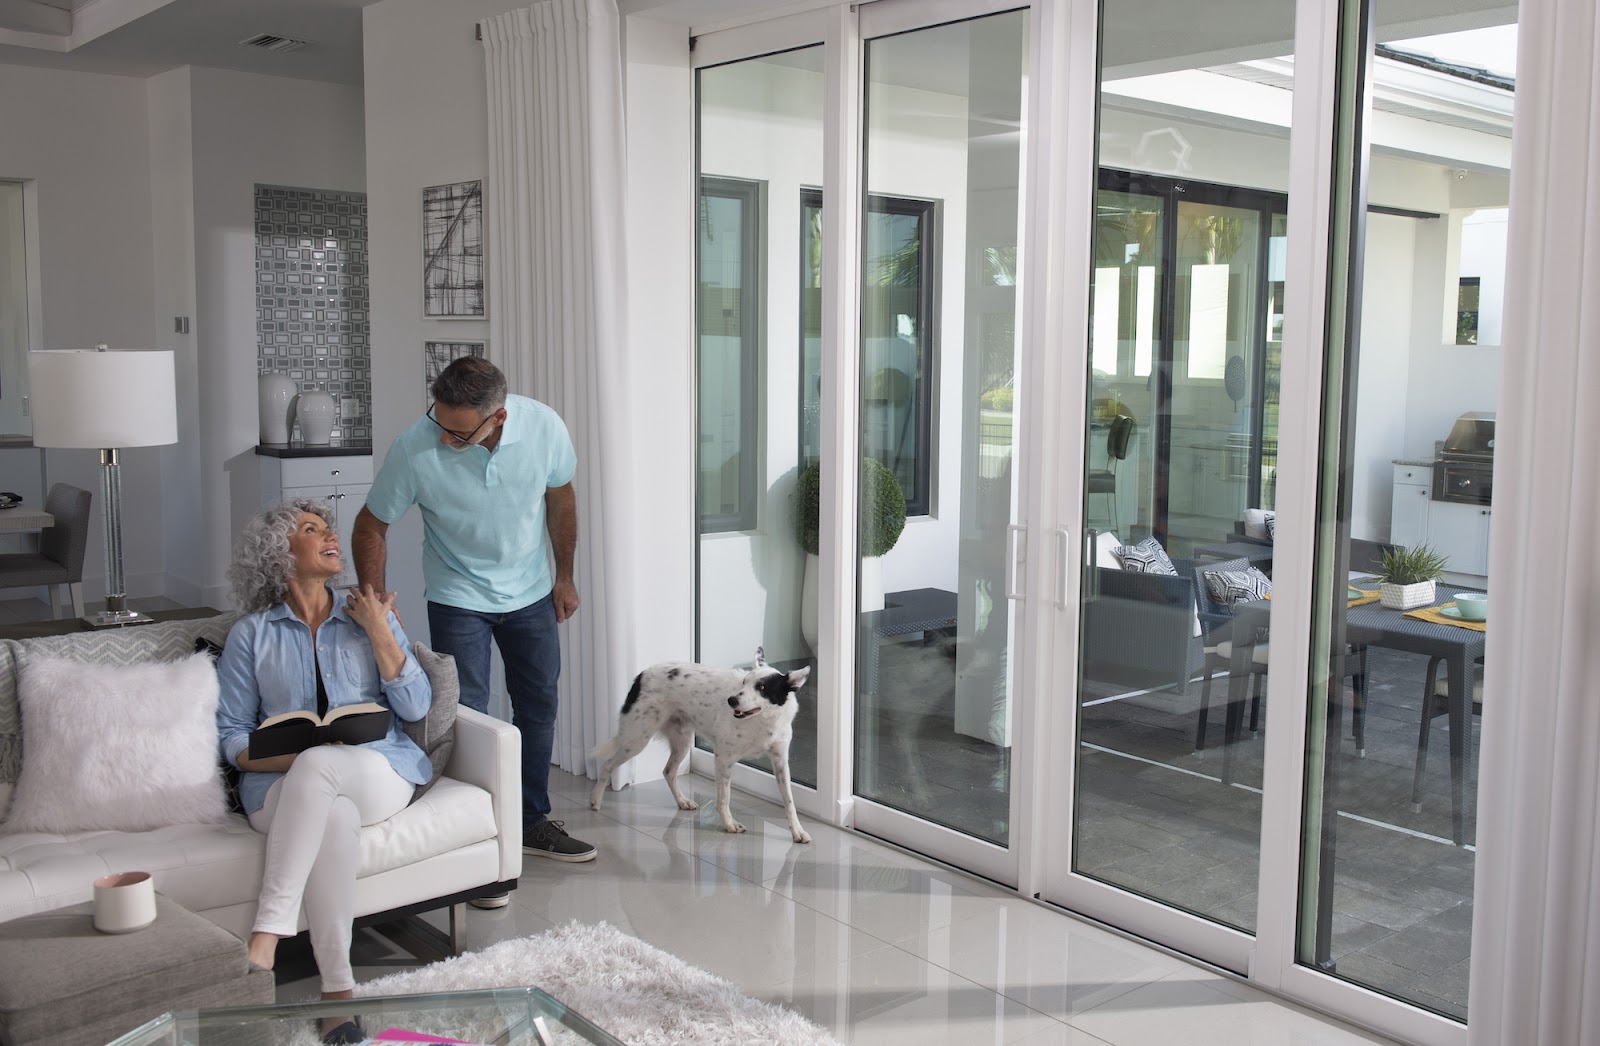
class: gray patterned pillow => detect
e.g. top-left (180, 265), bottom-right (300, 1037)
top-left (1204, 566), bottom-right (1273, 606)
top-left (1113, 537), bottom-right (1178, 576)
top-left (1265, 512), bottom-right (1276, 543)
top-left (405, 642), bottom-right (459, 799)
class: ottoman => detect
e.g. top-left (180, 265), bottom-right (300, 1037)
top-left (0, 894), bottom-right (275, 1046)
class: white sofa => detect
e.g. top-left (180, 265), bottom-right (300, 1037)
top-left (0, 614), bottom-right (522, 947)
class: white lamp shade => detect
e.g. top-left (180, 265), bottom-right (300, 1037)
top-left (28, 349), bottom-right (179, 448)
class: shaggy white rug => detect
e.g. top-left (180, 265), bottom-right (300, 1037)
top-left (353, 921), bottom-right (841, 1046)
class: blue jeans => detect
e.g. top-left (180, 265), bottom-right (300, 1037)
top-left (428, 596), bottom-right (560, 827)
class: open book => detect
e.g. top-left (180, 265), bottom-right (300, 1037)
top-left (247, 702), bottom-right (392, 759)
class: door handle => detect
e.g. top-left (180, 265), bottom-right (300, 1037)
top-left (1006, 524), bottom-right (1026, 601)
top-left (1056, 526), bottom-right (1072, 609)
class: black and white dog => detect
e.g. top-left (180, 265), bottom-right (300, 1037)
top-left (590, 648), bottom-right (813, 843)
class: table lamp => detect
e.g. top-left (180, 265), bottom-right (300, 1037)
top-left (28, 346), bottom-right (179, 628)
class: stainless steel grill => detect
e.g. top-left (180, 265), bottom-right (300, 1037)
top-left (1432, 411), bottom-right (1495, 505)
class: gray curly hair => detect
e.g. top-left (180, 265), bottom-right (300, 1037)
top-left (228, 498), bottom-right (338, 614)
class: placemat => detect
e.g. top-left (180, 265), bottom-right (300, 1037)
top-left (1404, 602), bottom-right (1487, 632)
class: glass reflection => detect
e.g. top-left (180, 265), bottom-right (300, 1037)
top-left (853, 11), bottom-right (1027, 845)
top-left (695, 46), bottom-right (826, 787)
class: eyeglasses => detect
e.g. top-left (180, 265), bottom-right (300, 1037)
top-left (426, 404), bottom-right (496, 446)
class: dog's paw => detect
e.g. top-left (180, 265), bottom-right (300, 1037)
top-left (677, 798), bottom-right (699, 811)
top-left (723, 820), bottom-right (747, 834)
top-left (792, 828), bottom-right (812, 844)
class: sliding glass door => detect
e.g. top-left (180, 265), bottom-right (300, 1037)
top-left (848, 6), bottom-right (1028, 881)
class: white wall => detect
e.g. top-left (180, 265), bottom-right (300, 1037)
top-left (1351, 213), bottom-right (1417, 540)
top-left (184, 67), bottom-right (366, 607)
top-left (0, 61), bottom-right (163, 599)
top-left (147, 68), bottom-right (200, 603)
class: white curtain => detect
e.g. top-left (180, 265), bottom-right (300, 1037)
top-left (480, 0), bottom-right (638, 786)
top-left (1468, 0), bottom-right (1600, 1041)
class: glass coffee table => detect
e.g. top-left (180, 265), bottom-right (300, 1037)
top-left (109, 986), bottom-right (622, 1045)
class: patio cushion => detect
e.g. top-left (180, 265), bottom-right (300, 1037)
top-left (1203, 566), bottom-right (1273, 606)
top-left (1113, 537), bottom-right (1178, 576)
top-left (1433, 669), bottom-right (1485, 704)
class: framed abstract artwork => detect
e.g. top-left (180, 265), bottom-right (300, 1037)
top-left (424, 341), bottom-right (487, 405)
top-left (422, 180), bottom-right (485, 317)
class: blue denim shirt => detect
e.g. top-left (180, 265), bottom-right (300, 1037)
top-left (215, 590), bottom-right (433, 814)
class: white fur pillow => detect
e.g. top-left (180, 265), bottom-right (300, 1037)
top-left (1, 651), bottom-right (228, 834)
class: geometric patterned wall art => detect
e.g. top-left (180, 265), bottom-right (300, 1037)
top-left (422, 180), bottom-right (484, 317)
top-left (424, 341), bottom-right (487, 405)
top-left (254, 185), bottom-right (371, 443)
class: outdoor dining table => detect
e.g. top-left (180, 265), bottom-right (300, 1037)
top-left (1221, 583), bottom-right (1486, 846)
top-left (1219, 582), bottom-right (1486, 970)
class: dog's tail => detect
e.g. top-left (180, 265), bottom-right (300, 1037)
top-left (588, 672), bottom-right (644, 763)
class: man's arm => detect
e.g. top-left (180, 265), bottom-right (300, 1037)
top-left (545, 482), bottom-right (579, 623)
top-left (352, 506), bottom-right (391, 594)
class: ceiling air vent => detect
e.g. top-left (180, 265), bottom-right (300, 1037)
top-left (238, 33), bottom-right (310, 54)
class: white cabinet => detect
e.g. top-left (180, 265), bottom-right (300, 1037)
top-left (1391, 465), bottom-right (1431, 549)
top-left (1427, 502), bottom-right (1491, 580)
top-left (237, 454), bottom-right (374, 589)
top-left (1390, 463), bottom-right (1490, 582)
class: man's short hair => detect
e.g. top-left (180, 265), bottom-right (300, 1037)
top-left (432, 357), bottom-right (508, 414)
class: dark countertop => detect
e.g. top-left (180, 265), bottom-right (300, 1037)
top-left (256, 441), bottom-right (373, 458)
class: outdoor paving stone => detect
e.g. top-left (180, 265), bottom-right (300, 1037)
top-left (1362, 920), bottom-right (1472, 975)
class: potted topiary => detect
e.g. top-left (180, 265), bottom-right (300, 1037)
top-left (793, 458), bottom-right (908, 651)
top-left (1376, 543), bottom-right (1448, 610)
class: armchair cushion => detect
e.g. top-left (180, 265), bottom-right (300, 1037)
top-left (1243, 508), bottom-right (1276, 543)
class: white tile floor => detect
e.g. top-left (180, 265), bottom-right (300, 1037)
top-left (300, 767), bottom-right (1398, 1046)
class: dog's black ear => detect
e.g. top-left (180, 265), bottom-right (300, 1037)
top-left (754, 645), bottom-right (767, 668)
top-left (787, 666), bottom-right (811, 691)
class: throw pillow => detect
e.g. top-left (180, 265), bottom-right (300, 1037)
top-left (406, 642), bottom-right (459, 799)
top-left (193, 636), bottom-right (245, 815)
top-left (2, 652), bottom-right (229, 834)
top-left (1243, 508), bottom-right (1271, 541)
top-left (1113, 536), bottom-right (1178, 576)
top-left (1204, 566), bottom-right (1274, 606)
top-left (1265, 512), bottom-right (1277, 543)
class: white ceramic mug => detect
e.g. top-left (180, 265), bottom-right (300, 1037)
top-left (93, 871), bottom-right (157, 934)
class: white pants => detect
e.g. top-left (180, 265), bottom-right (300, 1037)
top-left (249, 745), bottom-right (413, 992)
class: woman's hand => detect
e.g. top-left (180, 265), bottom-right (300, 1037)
top-left (346, 584), bottom-right (407, 683)
top-left (345, 585), bottom-right (397, 636)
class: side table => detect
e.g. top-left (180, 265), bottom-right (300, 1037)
top-left (0, 894), bottom-right (273, 1046)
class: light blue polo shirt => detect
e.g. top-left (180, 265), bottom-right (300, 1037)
top-left (365, 394), bottom-right (576, 612)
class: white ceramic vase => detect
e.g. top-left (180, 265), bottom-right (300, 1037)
top-left (801, 552), bottom-right (887, 656)
top-left (258, 373), bottom-right (298, 444)
top-left (295, 389), bottom-right (337, 445)
top-left (1379, 579), bottom-right (1436, 611)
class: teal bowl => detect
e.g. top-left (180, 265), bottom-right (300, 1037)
top-left (1454, 592), bottom-right (1488, 621)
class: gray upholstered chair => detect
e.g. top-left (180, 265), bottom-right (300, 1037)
top-left (0, 483), bottom-right (92, 618)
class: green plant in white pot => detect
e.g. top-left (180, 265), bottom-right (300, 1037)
top-left (793, 458), bottom-right (908, 651)
top-left (1376, 544), bottom-right (1448, 610)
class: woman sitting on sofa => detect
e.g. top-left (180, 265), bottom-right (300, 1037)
top-left (215, 498), bottom-right (432, 1034)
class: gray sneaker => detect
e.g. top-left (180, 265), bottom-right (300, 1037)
top-left (523, 819), bottom-right (596, 862)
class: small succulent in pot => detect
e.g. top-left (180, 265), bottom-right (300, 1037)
top-left (1375, 544), bottom-right (1448, 610)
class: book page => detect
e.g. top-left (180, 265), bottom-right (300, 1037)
top-left (323, 702), bottom-right (388, 723)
